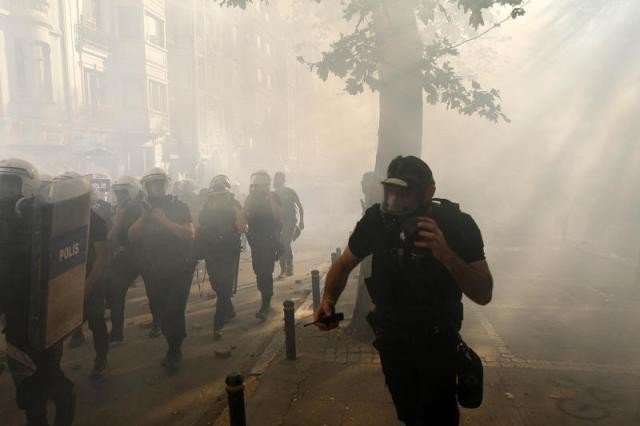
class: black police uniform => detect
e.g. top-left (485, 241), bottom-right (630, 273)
top-left (0, 196), bottom-right (75, 425)
top-left (349, 200), bottom-right (485, 426)
top-left (137, 196), bottom-right (195, 360)
top-left (107, 200), bottom-right (143, 340)
top-left (197, 196), bottom-right (242, 333)
top-left (245, 192), bottom-right (281, 314)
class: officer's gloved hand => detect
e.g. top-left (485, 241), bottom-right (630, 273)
top-left (313, 300), bottom-right (338, 331)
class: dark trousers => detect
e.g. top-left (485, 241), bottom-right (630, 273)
top-left (374, 331), bottom-right (459, 426)
top-left (85, 278), bottom-right (109, 359)
top-left (205, 249), bottom-right (239, 331)
top-left (7, 341), bottom-right (75, 426)
top-left (249, 240), bottom-right (277, 306)
top-left (145, 263), bottom-right (195, 352)
top-left (108, 251), bottom-right (140, 337)
top-left (141, 272), bottom-right (161, 328)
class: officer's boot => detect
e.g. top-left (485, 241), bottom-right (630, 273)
top-left (255, 294), bottom-right (271, 321)
top-left (163, 339), bottom-right (183, 374)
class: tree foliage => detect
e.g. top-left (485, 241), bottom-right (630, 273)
top-left (299, 0), bottom-right (526, 122)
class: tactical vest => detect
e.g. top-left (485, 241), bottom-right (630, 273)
top-left (198, 197), bottom-right (240, 250)
top-left (365, 198), bottom-right (468, 331)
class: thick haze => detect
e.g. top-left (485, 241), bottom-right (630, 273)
top-left (1, 0), bottom-right (638, 261)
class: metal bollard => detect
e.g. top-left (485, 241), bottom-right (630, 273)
top-left (330, 251), bottom-right (337, 264)
top-left (283, 300), bottom-right (296, 360)
top-left (225, 373), bottom-right (246, 426)
top-left (335, 247), bottom-right (342, 257)
top-left (311, 270), bottom-right (321, 311)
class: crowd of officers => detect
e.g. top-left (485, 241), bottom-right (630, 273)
top-left (0, 158), bottom-right (304, 425)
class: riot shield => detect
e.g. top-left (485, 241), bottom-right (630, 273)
top-left (28, 176), bottom-right (92, 350)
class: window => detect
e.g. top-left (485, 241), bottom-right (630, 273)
top-left (148, 80), bottom-right (167, 112)
top-left (145, 13), bottom-right (165, 48)
top-left (266, 42), bottom-right (271, 55)
top-left (83, 68), bottom-right (106, 110)
top-left (14, 42), bottom-right (27, 94)
top-left (267, 74), bottom-right (272, 89)
top-left (257, 68), bottom-right (262, 84)
top-left (83, 0), bottom-right (103, 28)
top-left (33, 43), bottom-right (52, 100)
top-left (256, 34), bottom-right (261, 49)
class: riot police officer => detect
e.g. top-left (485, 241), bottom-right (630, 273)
top-left (128, 168), bottom-right (196, 373)
top-left (197, 175), bottom-right (245, 340)
top-left (0, 159), bottom-right (75, 425)
top-left (243, 171), bottom-right (282, 321)
top-left (56, 172), bottom-right (111, 381)
top-left (107, 176), bottom-right (144, 343)
top-left (273, 172), bottom-right (304, 278)
top-left (314, 156), bottom-right (493, 425)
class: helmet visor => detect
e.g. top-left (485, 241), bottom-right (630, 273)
top-left (145, 179), bottom-right (167, 197)
top-left (381, 184), bottom-right (419, 216)
top-left (0, 174), bottom-right (22, 200)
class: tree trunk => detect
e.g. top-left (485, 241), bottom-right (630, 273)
top-left (373, 0), bottom-right (424, 176)
top-left (347, 0), bottom-right (424, 341)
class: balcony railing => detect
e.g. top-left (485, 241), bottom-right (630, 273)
top-left (76, 19), bottom-right (110, 50)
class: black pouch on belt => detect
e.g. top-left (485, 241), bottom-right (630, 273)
top-left (456, 336), bottom-right (483, 408)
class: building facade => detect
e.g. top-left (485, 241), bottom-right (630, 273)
top-left (1, 0), bottom-right (303, 181)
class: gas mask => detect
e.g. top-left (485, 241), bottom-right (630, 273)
top-left (145, 179), bottom-right (167, 199)
top-left (113, 189), bottom-right (131, 206)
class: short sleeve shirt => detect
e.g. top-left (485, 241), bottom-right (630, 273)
top-left (275, 187), bottom-right (299, 224)
top-left (140, 196), bottom-right (193, 264)
top-left (348, 204), bottom-right (485, 264)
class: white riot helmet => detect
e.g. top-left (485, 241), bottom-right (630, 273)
top-left (209, 174), bottom-right (231, 195)
top-left (39, 173), bottom-right (53, 186)
top-left (141, 167), bottom-right (170, 198)
top-left (0, 158), bottom-right (41, 199)
top-left (112, 175), bottom-right (141, 203)
top-left (250, 170), bottom-right (271, 187)
top-left (50, 171), bottom-right (92, 203)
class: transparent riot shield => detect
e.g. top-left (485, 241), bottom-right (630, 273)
top-left (28, 176), bottom-right (92, 350)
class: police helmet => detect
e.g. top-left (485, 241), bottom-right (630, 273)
top-left (50, 171), bottom-right (92, 202)
top-left (0, 158), bottom-right (41, 198)
top-left (209, 175), bottom-right (231, 194)
top-left (112, 175), bottom-right (141, 201)
top-left (250, 170), bottom-right (271, 188)
top-left (141, 167), bottom-right (170, 197)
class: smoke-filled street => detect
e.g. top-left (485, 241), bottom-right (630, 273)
top-left (2, 0), bottom-right (640, 425)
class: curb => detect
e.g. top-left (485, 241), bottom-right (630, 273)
top-left (249, 267), bottom-right (329, 376)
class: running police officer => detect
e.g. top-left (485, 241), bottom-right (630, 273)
top-left (56, 172), bottom-right (111, 381)
top-left (128, 168), bottom-right (196, 373)
top-left (197, 175), bottom-right (245, 340)
top-left (273, 172), bottom-right (304, 278)
top-left (243, 171), bottom-right (282, 321)
top-left (107, 176), bottom-right (144, 343)
top-left (0, 159), bottom-right (76, 425)
top-left (314, 156), bottom-right (493, 425)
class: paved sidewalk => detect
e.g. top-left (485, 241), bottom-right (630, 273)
top-left (235, 268), bottom-right (640, 426)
